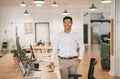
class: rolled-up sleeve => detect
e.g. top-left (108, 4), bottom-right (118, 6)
top-left (51, 36), bottom-right (59, 62)
top-left (78, 41), bottom-right (85, 59)
top-left (76, 36), bottom-right (85, 59)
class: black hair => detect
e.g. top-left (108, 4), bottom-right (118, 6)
top-left (63, 16), bottom-right (73, 24)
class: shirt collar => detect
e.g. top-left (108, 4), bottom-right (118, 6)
top-left (63, 30), bottom-right (73, 34)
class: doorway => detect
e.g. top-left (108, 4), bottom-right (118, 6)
top-left (35, 22), bottom-right (50, 43)
top-left (91, 26), bottom-right (99, 44)
top-left (90, 13), bottom-right (110, 44)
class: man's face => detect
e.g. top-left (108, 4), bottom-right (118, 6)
top-left (63, 19), bottom-right (72, 31)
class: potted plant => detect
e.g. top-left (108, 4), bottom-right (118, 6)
top-left (11, 49), bottom-right (19, 66)
top-left (37, 40), bottom-right (44, 46)
top-left (18, 49), bottom-right (29, 68)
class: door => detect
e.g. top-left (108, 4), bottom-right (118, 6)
top-left (35, 22), bottom-right (50, 43)
top-left (84, 24), bottom-right (88, 44)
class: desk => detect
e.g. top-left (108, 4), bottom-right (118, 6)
top-left (22, 45), bottom-right (52, 50)
top-left (22, 45), bottom-right (52, 53)
top-left (0, 53), bottom-right (61, 79)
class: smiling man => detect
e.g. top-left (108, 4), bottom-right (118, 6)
top-left (48, 16), bottom-right (85, 79)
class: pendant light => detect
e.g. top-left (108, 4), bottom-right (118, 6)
top-left (20, 1), bottom-right (27, 7)
top-left (101, 0), bottom-right (111, 3)
top-left (24, 10), bottom-right (30, 15)
top-left (89, 3), bottom-right (97, 11)
top-left (62, 4), bottom-right (69, 15)
top-left (62, 9), bottom-right (69, 15)
top-left (52, 1), bottom-right (58, 7)
top-left (33, 0), bottom-right (45, 4)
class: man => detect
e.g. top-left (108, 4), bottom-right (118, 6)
top-left (47, 16), bottom-right (85, 79)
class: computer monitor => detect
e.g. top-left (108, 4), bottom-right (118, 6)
top-left (30, 45), bottom-right (36, 61)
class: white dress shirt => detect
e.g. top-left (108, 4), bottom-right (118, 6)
top-left (51, 31), bottom-right (85, 62)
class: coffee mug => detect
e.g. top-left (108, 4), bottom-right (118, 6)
top-left (34, 63), bottom-right (39, 69)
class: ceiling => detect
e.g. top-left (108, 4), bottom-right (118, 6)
top-left (0, 0), bottom-right (111, 7)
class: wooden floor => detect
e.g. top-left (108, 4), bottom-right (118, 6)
top-left (0, 44), bottom-right (119, 79)
top-left (78, 44), bottom-right (118, 79)
top-left (0, 51), bottom-right (8, 58)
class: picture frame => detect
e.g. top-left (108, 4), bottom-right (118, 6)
top-left (24, 22), bottom-right (33, 34)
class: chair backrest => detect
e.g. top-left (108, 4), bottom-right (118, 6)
top-left (100, 35), bottom-right (109, 43)
top-left (88, 58), bottom-right (97, 79)
top-left (68, 58), bottom-right (97, 79)
top-left (2, 42), bottom-right (8, 48)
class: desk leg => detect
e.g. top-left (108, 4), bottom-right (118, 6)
top-left (40, 49), bottom-right (42, 53)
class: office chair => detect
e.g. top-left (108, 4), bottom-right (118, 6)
top-left (68, 58), bottom-right (97, 79)
top-left (1, 42), bottom-right (8, 52)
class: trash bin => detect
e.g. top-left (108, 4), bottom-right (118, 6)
top-left (101, 59), bottom-right (110, 70)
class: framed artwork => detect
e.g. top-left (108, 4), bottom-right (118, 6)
top-left (24, 22), bottom-right (33, 34)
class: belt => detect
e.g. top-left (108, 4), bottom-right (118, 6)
top-left (59, 56), bottom-right (78, 59)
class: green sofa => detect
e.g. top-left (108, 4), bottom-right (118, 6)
top-left (100, 42), bottom-right (110, 70)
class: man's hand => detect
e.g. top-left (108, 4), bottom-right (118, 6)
top-left (76, 58), bottom-right (81, 63)
top-left (47, 62), bottom-right (55, 69)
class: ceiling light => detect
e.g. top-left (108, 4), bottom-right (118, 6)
top-left (33, 0), bottom-right (45, 4)
top-left (62, 9), bottom-right (69, 15)
top-left (24, 10), bottom-right (30, 15)
top-left (35, 4), bottom-right (42, 6)
top-left (20, 1), bottom-right (27, 7)
top-left (52, 1), bottom-right (58, 7)
top-left (101, 0), bottom-right (111, 3)
top-left (89, 3), bottom-right (97, 11)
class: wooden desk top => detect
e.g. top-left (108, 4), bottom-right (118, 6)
top-left (0, 53), bottom-right (61, 79)
top-left (22, 45), bottom-right (52, 50)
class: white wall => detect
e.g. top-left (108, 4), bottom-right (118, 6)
top-left (0, 8), bottom-right (1, 44)
top-left (114, 0), bottom-right (120, 77)
top-left (91, 13), bottom-right (110, 20)
top-left (91, 23), bottom-right (110, 36)
top-left (109, 0), bottom-right (116, 77)
top-left (0, 7), bottom-right (83, 50)
top-left (109, 0), bottom-right (120, 77)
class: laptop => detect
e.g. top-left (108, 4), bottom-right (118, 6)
top-left (18, 61), bottom-right (42, 78)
